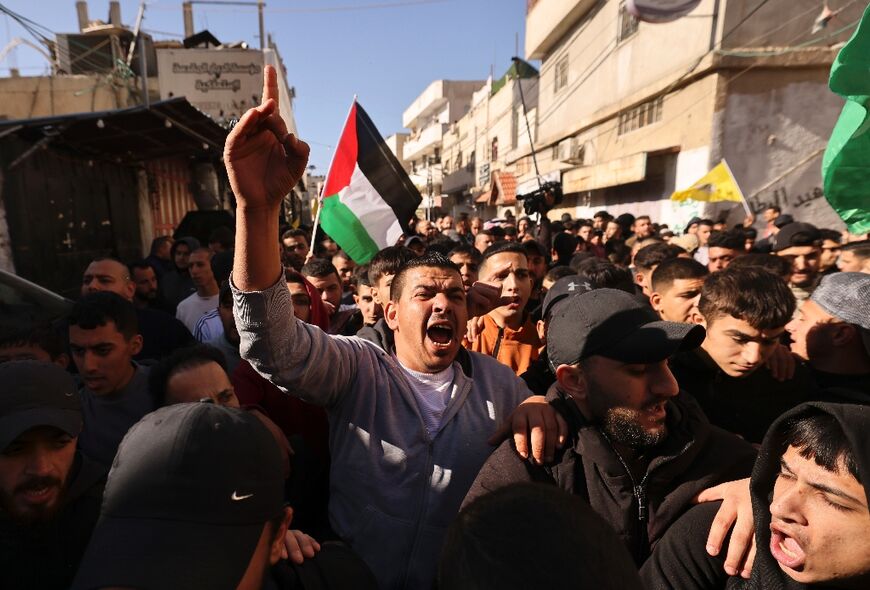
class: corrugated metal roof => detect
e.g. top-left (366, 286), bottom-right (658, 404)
top-left (0, 97), bottom-right (227, 163)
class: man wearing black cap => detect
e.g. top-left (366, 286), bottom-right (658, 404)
top-left (774, 222), bottom-right (823, 306)
top-left (71, 403), bottom-right (377, 590)
top-left (464, 289), bottom-right (757, 566)
top-left (519, 274), bottom-right (596, 395)
top-left (0, 361), bottom-right (106, 590)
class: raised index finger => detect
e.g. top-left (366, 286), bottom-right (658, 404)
top-left (262, 64), bottom-right (279, 108)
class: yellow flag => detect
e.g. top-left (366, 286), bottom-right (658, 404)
top-left (670, 161), bottom-right (745, 203)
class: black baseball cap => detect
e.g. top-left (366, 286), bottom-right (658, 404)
top-left (773, 214), bottom-right (794, 229)
top-left (773, 222), bottom-right (821, 252)
top-left (72, 403), bottom-right (285, 590)
top-left (541, 274), bottom-right (598, 320)
top-left (0, 360), bottom-right (82, 451)
top-left (547, 288), bottom-right (706, 368)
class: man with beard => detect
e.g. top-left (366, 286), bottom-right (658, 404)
top-left (774, 223), bottom-right (823, 306)
top-left (0, 361), bottom-right (106, 589)
top-left (464, 288), bottom-right (757, 566)
top-left (128, 259), bottom-right (164, 311)
top-left (641, 402), bottom-right (870, 590)
top-left (225, 66), bottom-right (565, 590)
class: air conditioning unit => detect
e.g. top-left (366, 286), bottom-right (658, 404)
top-left (562, 138), bottom-right (585, 165)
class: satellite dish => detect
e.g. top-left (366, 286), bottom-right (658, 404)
top-left (626, 0), bottom-right (702, 23)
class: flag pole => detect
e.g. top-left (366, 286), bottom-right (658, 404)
top-left (722, 159), bottom-right (753, 218)
top-left (308, 185), bottom-right (323, 259)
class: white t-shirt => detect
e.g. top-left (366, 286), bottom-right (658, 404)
top-left (397, 360), bottom-right (455, 438)
top-left (176, 293), bottom-right (219, 333)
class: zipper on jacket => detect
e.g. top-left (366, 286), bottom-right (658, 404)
top-left (603, 433), bottom-right (651, 561)
top-left (400, 442), bottom-right (434, 589)
top-left (492, 327), bottom-right (505, 361)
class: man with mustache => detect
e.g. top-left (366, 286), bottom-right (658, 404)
top-left (463, 288), bottom-right (758, 566)
top-left (225, 65), bottom-right (564, 590)
top-left (774, 223), bottom-right (823, 307)
top-left (0, 361), bottom-right (106, 589)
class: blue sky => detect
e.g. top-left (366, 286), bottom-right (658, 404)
top-left (1, 0), bottom-right (529, 171)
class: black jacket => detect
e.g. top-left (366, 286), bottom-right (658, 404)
top-left (671, 348), bottom-right (814, 444)
top-left (0, 452), bottom-right (106, 589)
top-left (641, 402), bottom-right (870, 590)
top-left (463, 389), bottom-right (757, 565)
top-left (266, 542), bottom-right (378, 590)
top-left (519, 350), bottom-right (555, 395)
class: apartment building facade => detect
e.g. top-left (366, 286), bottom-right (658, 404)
top-left (513, 0), bottom-right (861, 230)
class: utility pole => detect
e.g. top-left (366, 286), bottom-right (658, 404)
top-left (258, 1), bottom-right (266, 50)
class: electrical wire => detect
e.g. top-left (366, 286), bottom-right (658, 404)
top-left (147, 0), bottom-right (452, 14)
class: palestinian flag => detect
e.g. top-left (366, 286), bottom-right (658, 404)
top-left (319, 100), bottom-right (422, 263)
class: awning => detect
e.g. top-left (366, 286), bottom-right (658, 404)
top-left (562, 152), bottom-right (647, 194)
top-left (474, 170), bottom-right (517, 205)
top-left (494, 171), bottom-right (517, 205)
top-left (0, 97), bottom-right (228, 163)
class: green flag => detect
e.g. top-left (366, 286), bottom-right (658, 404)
top-left (822, 4), bottom-right (870, 235)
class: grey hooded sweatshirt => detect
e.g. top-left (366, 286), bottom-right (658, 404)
top-left (233, 277), bottom-right (531, 590)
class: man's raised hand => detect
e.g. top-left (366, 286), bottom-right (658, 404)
top-left (224, 65), bottom-right (310, 210)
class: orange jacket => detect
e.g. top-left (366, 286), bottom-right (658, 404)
top-left (466, 313), bottom-right (542, 376)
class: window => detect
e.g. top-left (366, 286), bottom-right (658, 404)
top-left (551, 144), bottom-right (561, 160)
top-left (554, 55), bottom-right (569, 94)
top-left (516, 156), bottom-right (530, 176)
top-left (491, 137), bottom-right (499, 162)
top-left (618, 96), bottom-right (663, 136)
top-left (618, 2), bottom-right (639, 43)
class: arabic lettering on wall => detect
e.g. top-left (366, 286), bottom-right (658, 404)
top-left (171, 62), bottom-right (261, 94)
top-left (747, 185), bottom-right (825, 215)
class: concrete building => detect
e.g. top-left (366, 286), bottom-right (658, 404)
top-left (517, 0), bottom-right (862, 231)
top-left (401, 79), bottom-right (483, 214)
top-left (0, 0), bottom-right (308, 266)
top-left (441, 60), bottom-right (539, 220)
top-left (385, 132), bottom-right (410, 172)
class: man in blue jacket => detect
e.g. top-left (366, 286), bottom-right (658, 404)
top-left (225, 65), bottom-right (563, 590)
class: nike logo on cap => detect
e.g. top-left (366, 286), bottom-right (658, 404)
top-left (231, 491), bottom-right (254, 501)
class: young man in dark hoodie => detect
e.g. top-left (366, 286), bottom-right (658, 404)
top-left (674, 266), bottom-right (814, 443)
top-left (641, 402), bottom-right (870, 589)
top-left (0, 361), bottom-right (106, 590)
top-left (464, 288), bottom-right (758, 566)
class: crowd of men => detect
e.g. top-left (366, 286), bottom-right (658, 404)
top-left (2, 67), bottom-right (870, 589)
